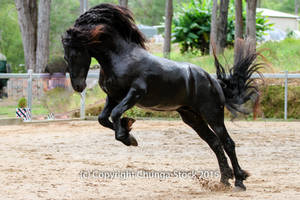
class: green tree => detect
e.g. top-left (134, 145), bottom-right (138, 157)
top-left (128, 0), bottom-right (187, 25)
top-left (0, 2), bottom-right (24, 69)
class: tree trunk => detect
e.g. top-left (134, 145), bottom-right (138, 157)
top-left (36, 0), bottom-right (51, 73)
top-left (295, 0), bottom-right (299, 15)
top-left (210, 0), bottom-right (229, 55)
top-left (257, 0), bottom-right (261, 8)
top-left (15, 0), bottom-right (38, 71)
top-left (209, 0), bottom-right (218, 55)
top-left (79, 0), bottom-right (88, 14)
top-left (118, 0), bottom-right (128, 8)
top-left (246, 0), bottom-right (257, 51)
top-left (216, 0), bottom-right (229, 54)
top-left (235, 0), bottom-right (243, 39)
top-left (163, 0), bottom-right (173, 58)
top-left (234, 0), bottom-right (243, 65)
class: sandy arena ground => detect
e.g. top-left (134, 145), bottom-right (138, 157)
top-left (0, 120), bottom-right (299, 200)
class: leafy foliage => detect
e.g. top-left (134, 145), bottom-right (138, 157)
top-left (172, 0), bottom-right (273, 54)
top-left (0, 2), bottom-right (24, 69)
top-left (18, 97), bottom-right (27, 108)
top-left (172, 0), bottom-right (212, 54)
top-left (128, 0), bottom-right (187, 26)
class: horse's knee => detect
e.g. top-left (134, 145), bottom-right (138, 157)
top-left (98, 113), bottom-right (108, 125)
top-left (98, 113), bottom-right (114, 130)
top-left (98, 114), bottom-right (104, 124)
top-left (212, 126), bottom-right (235, 148)
top-left (223, 137), bottom-right (235, 152)
top-left (111, 109), bottom-right (121, 122)
top-left (210, 138), bottom-right (221, 149)
top-left (212, 126), bottom-right (226, 137)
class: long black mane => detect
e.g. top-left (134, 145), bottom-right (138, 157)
top-left (63, 3), bottom-right (146, 49)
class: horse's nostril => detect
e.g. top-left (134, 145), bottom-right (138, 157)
top-left (73, 84), bottom-right (80, 91)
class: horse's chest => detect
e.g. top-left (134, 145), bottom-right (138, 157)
top-left (99, 69), bottom-right (125, 99)
top-left (99, 74), bottom-right (115, 93)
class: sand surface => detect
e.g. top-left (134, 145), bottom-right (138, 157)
top-left (0, 120), bottom-right (299, 200)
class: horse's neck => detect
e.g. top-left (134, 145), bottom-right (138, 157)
top-left (94, 55), bottom-right (113, 75)
top-left (93, 41), bottom-right (135, 75)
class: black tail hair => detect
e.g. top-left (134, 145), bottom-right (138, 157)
top-left (213, 39), bottom-right (263, 117)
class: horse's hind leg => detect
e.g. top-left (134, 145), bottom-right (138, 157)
top-left (177, 108), bottom-right (233, 186)
top-left (203, 110), bottom-right (250, 190)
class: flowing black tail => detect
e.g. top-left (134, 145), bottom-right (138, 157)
top-left (213, 41), bottom-right (263, 117)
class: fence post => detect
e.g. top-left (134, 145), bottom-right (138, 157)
top-left (80, 89), bottom-right (86, 119)
top-left (284, 70), bottom-right (288, 120)
top-left (27, 69), bottom-right (33, 121)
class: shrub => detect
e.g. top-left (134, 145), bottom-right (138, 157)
top-left (18, 97), bottom-right (27, 108)
top-left (172, 0), bottom-right (212, 54)
top-left (44, 56), bottom-right (68, 74)
top-left (260, 85), bottom-right (300, 119)
top-left (41, 87), bottom-right (73, 113)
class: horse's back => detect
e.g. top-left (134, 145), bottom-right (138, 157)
top-left (135, 52), bottom-right (221, 110)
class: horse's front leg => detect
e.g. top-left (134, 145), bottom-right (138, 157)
top-left (98, 96), bottom-right (117, 130)
top-left (98, 96), bottom-right (136, 133)
top-left (111, 87), bottom-right (145, 146)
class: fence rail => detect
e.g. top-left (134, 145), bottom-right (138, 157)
top-left (1, 70), bottom-right (300, 121)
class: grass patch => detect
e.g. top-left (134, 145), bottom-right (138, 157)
top-left (257, 38), bottom-right (300, 72)
top-left (0, 105), bottom-right (49, 118)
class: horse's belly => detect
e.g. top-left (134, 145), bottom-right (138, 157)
top-left (136, 93), bottom-right (186, 111)
top-left (136, 103), bottom-right (181, 111)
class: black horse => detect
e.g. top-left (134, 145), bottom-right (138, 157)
top-left (62, 3), bottom-right (262, 191)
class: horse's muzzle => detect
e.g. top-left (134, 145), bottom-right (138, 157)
top-left (71, 79), bottom-right (86, 93)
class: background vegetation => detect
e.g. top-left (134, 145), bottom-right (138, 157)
top-left (172, 0), bottom-right (273, 54)
top-left (1, 0), bottom-right (300, 120)
top-left (0, 0), bottom-right (299, 70)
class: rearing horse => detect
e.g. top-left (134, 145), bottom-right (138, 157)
top-left (62, 3), bottom-right (262, 191)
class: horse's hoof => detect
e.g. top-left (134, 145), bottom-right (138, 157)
top-left (220, 179), bottom-right (231, 187)
top-left (128, 135), bottom-right (138, 146)
top-left (233, 185), bottom-right (246, 192)
top-left (119, 134), bottom-right (138, 146)
top-left (233, 180), bottom-right (246, 191)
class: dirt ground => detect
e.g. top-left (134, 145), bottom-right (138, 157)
top-left (0, 120), bottom-right (299, 200)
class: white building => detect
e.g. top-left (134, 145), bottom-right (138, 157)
top-left (257, 8), bottom-right (299, 32)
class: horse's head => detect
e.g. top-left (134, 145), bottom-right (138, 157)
top-left (62, 28), bottom-right (91, 93)
top-left (62, 3), bottom-right (147, 92)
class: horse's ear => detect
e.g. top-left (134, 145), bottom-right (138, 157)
top-left (66, 28), bottom-right (74, 35)
top-left (65, 27), bottom-right (79, 40)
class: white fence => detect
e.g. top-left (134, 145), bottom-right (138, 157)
top-left (0, 70), bottom-right (299, 121)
